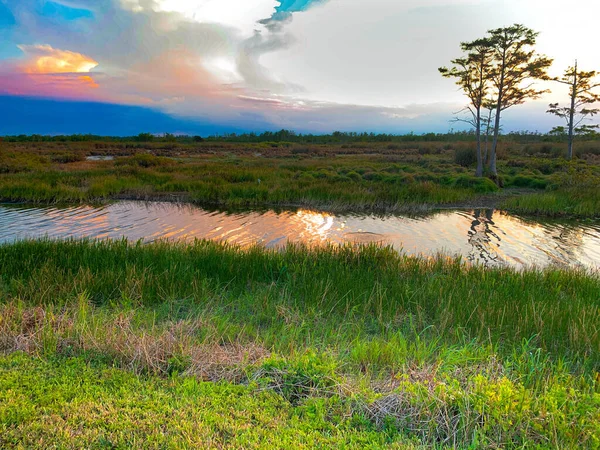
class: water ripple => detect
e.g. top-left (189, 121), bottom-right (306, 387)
top-left (1, 201), bottom-right (599, 269)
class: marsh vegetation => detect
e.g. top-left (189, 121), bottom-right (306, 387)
top-left (1, 137), bottom-right (600, 217)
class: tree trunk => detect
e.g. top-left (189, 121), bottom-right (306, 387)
top-left (567, 62), bottom-right (577, 160)
top-left (489, 102), bottom-right (501, 178)
top-left (489, 51), bottom-right (506, 181)
top-left (475, 107), bottom-right (483, 177)
top-left (484, 110), bottom-right (491, 164)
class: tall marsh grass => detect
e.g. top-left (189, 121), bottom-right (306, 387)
top-left (0, 239), bottom-right (597, 367)
top-left (0, 239), bottom-right (598, 448)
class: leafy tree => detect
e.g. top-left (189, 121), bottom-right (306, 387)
top-left (547, 61), bottom-right (600, 159)
top-left (136, 133), bottom-right (154, 142)
top-left (439, 38), bottom-right (494, 177)
top-left (487, 24), bottom-right (553, 178)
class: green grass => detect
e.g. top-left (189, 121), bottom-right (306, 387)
top-left (501, 167), bottom-right (600, 217)
top-left (1, 240), bottom-right (599, 448)
top-left (501, 190), bottom-right (600, 217)
top-left (0, 353), bottom-right (417, 449)
top-left (2, 140), bottom-right (600, 215)
top-left (0, 146), bottom-right (494, 209)
top-left (2, 140), bottom-right (598, 216)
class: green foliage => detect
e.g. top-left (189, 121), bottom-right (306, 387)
top-left (502, 164), bottom-right (600, 216)
top-left (0, 353), bottom-right (412, 449)
top-left (454, 146), bottom-right (478, 167)
top-left (0, 153), bottom-right (47, 174)
top-left (0, 140), bottom-right (600, 214)
top-left (0, 240), bottom-right (598, 448)
top-left (453, 175), bottom-right (499, 193)
top-left (115, 153), bottom-right (175, 168)
top-left (255, 352), bottom-right (340, 404)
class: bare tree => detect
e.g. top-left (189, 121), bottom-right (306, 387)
top-left (487, 24), bottom-right (553, 180)
top-left (547, 61), bottom-right (600, 159)
top-left (439, 39), bottom-right (493, 177)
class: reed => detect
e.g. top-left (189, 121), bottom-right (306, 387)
top-left (2, 140), bottom-right (599, 215)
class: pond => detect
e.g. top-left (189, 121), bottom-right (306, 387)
top-left (1, 201), bottom-right (599, 269)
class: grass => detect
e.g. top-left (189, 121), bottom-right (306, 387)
top-left (501, 166), bottom-right (600, 217)
top-left (1, 239), bottom-right (599, 448)
top-left (1, 139), bottom-right (600, 215)
top-left (0, 353), bottom-right (417, 449)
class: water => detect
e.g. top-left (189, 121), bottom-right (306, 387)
top-left (1, 201), bottom-right (599, 269)
top-left (86, 156), bottom-right (114, 161)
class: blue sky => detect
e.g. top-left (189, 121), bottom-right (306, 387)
top-left (39, 1), bottom-right (94, 21)
top-left (0, 0), bottom-right (598, 136)
top-left (277, 0), bottom-right (321, 13)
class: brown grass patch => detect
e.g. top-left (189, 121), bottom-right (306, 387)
top-left (0, 302), bottom-right (269, 381)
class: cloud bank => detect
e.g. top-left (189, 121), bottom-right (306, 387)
top-left (0, 0), bottom-right (599, 134)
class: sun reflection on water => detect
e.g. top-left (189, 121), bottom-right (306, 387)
top-left (295, 209), bottom-right (335, 240)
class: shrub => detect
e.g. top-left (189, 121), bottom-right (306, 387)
top-left (346, 171), bottom-right (363, 182)
top-left (506, 175), bottom-right (549, 190)
top-left (363, 172), bottom-right (384, 182)
top-left (454, 147), bottom-right (478, 167)
top-left (453, 175), bottom-right (499, 193)
top-left (51, 153), bottom-right (85, 164)
top-left (115, 154), bottom-right (174, 168)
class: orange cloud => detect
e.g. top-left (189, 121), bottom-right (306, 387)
top-left (18, 44), bottom-right (98, 74)
top-left (0, 44), bottom-right (101, 99)
top-left (78, 75), bottom-right (99, 89)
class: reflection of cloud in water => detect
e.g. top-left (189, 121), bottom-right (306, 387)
top-left (1, 202), bottom-right (600, 270)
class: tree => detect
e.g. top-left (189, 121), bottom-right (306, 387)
top-left (136, 133), bottom-right (154, 142)
top-left (547, 61), bottom-right (600, 159)
top-left (439, 38), bottom-right (493, 177)
top-left (487, 24), bottom-right (553, 179)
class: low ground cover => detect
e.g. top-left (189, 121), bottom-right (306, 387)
top-left (0, 240), bottom-right (598, 448)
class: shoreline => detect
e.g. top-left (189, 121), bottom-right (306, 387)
top-left (2, 188), bottom-right (590, 219)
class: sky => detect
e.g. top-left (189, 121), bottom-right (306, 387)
top-left (1, 0), bottom-right (599, 135)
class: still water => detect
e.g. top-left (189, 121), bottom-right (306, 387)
top-left (1, 201), bottom-right (599, 269)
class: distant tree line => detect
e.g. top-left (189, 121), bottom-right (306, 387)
top-left (2, 129), bottom-right (599, 145)
top-left (440, 23), bottom-right (599, 179)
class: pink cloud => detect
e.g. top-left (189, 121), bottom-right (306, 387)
top-left (0, 45), bottom-right (101, 99)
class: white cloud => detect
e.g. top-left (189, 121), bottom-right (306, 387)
top-left (261, 0), bottom-right (600, 109)
top-left (121, 0), bottom-right (281, 35)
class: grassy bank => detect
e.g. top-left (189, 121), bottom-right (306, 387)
top-left (1, 240), bottom-right (598, 448)
top-left (1, 140), bottom-right (600, 216)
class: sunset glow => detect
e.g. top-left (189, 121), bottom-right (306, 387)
top-left (19, 45), bottom-right (98, 74)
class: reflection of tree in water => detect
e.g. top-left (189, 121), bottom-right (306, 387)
top-left (467, 209), bottom-right (503, 266)
top-left (534, 221), bottom-right (585, 267)
top-left (466, 211), bottom-right (589, 268)
top-left (505, 213), bottom-right (589, 267)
